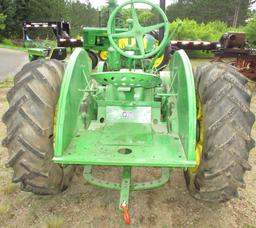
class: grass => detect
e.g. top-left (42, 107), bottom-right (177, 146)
top-left (0, 43), bottom-right (27, 52)
top-left (0, 79), bottom-right (14, 88)
top-left (46, 215), bottom-right (64, 228)
top-left (190, 58), bottom-right (211, 68)
top-left (2, 183), bottom-right (18, 195)
top-left (0, 38), bottom-right (26, 51)
top-left (0, 202), bottom-right (11, 216)
top-left (244, 225), bottom-right (256, 228)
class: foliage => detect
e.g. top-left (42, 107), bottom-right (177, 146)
top-left (0, 0), bottom-right (98, 38)
top-left (166, 0), bottom-right (252, 27)
top-left (244, 15), bottom-right (256, 47)
top-left (2, 183), bottom-right (18, 195)
top-left (170, 19), bottom-right (242, 41)
top-left (120, 8), bottom-right (157, 27)
top-left (65, 0), bottom-right (99, 35)
top-left (1, 38), bottom-right (13, 46)
top-left (0, 0), bottom-right (254, 49)
top-left (46, 215), bottom-right (64, 228)
top-left (170, 19), bottom-right (244, 58)
top-left (99, 6), bottom-right (158, 28)
top-left (0, 13), bottom-right (6, 31)
top-left (0, 0), bottom-right (16, 37)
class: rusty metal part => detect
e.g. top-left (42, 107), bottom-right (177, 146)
top-left (219, 32), bottom-right (246, 49)
top-left (171, 40), bottom-right (218, 51)
top-left (236, 54), bottom-right (256, 81)
top-left (169, 32), bottom-right (256, 81)
top-left (213, 49), bottom-right (256, 81)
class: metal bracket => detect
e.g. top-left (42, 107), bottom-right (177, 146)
top-left (83, 166), bottom-right (170, 192)
top-left (83, 165), bottom-right (171, 224)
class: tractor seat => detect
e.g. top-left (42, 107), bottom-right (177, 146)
top-left (91, 71), bottom-right (161, 88)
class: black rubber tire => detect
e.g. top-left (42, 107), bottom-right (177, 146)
top-left (87, 50), bottom-right (98, 69)
top-left (185, 62), bottom-right (255, 202)
top-left (31, 55), bottom-right (39, 61)
top-left (2, 59), bottom-right (75, 195)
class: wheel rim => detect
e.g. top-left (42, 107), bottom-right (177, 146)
top-left (153, 55), bottom-right (164, 68)
top-left (190, 95), bottom-right (203, 174)
top-left (99, 51), bottom-right (108, 61)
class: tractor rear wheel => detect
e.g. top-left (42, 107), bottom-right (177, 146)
top-left (2, 59), bottom-right (75, 195)
top-left (185, 62), bottom-right (255, 202)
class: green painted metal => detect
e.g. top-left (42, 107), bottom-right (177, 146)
top-left (53, 122), bottom-right (196, 167)
top-left (84, 166), bottom-right (120, 190)
top-left (54, 56), bottom-right (196, 168)
top-left (107, 0), bottom-right (170, 60)
top-left (107, 47), bottom-right (121, 71)
top-left (119, 167), bottom-right (131, 211)
top-left (97, 61), bottom-right (107, 73)
top-left (131, 168), bottom-right (170, 191)
top-left (53, 49), bottom-right (196, 168)
top-left (55, 48), bottom-right (92, 156)
top-left (82, 27), bottom-right (127, 52)
top-left (83, 166), bottom-right (170, 191)
top-left (170, 50), bottom-right (197, 162)
top-left (144, 34), bottom-right (158, 53)
top-left (84, 165), bottom-right (171, 220)
top-left (28, 48), bottom-right (49, 61)
top-left (52, 1), bottom-right (198, 222)
top-left (91, 71), bottom-right (161, 88)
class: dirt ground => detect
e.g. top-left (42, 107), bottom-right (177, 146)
top-left (0, 68), bottom-right (256, 228)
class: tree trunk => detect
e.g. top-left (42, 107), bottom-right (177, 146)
top-left (233, 0), bottom-right (241, 27)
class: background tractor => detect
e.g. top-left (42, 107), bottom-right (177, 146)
top-left (2, 0), bottom-right (255, 225)
top-left (23, 0), bottom-right (171, 71)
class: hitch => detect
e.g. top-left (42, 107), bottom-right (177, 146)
top-left (120, 202), bottom-right (131, 225)
top-left (84, 166), bottom-right (171, 225)
top-left (119, 167), bottom-right (131, 225)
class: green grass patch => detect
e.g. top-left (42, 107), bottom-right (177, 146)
top-left (244, 225), bottom-right (256, 228)
top-left (46, 215), bottom-right (64, 228)
top-left (0, 79), bottom-right (14, 88)
top-left (1, 38), bottom-right (14, 46)
top-left (0, 43), bottom-right (27, 52)
top-left (0, 39), bottom-right (26, 51)
top-left (0, 202), bottom-right (11, 216)
top-left (2, 183), bottom-right (18, 195)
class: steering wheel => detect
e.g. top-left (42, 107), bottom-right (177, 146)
top-left (107, 0), bottom-right (169, 60)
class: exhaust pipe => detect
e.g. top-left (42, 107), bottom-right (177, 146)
top-left (159, 0), bottom-right (166, 42)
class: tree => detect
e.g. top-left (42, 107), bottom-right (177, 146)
top-left (0, 0), bottom-right (99, 38)
top-left (0, 13), bottom-right (7, 31)
top-left (66, 0), bottom-right (99, 35)
top-left (166, 0), bottom-right (251, 26)
top-left (0, 0), bottom-right (16, 37)
top-left (26, 0), bottom-right (67, 21)
top-left (244, 15), bottom-right (256, 47)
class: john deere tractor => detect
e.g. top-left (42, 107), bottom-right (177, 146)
top-left (2, 0), bottom-right (255, 225)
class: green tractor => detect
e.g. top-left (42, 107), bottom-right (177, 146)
top-left (2, 0), bottom-right (255, 225)
top-left (23, 21), bottom-right (72, 62)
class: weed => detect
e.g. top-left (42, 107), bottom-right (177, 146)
top-left (0, 202), bottom-right (10, 216)
top-left (3, 183), bottom-right (18, 195)
top-left (46, 215), bottom-right (64, 228)
top-left (0, 79), bottom-right (13, 88)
